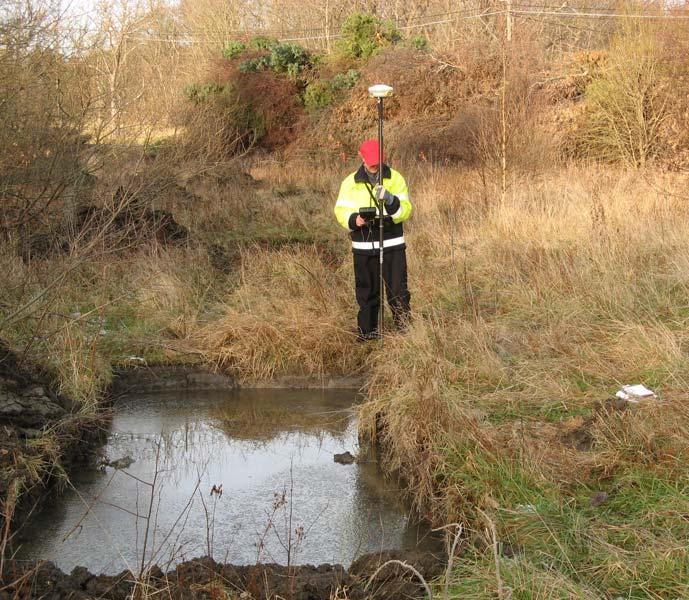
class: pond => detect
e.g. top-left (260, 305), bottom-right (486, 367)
top-left (16, 388), bottom-right (437, 575)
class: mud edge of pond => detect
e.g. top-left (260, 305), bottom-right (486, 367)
top-left (110, 365), bottom-right (365, 395)
top-left (3, 549), bottom-right (445, 599)
top-left (0, 342), bottom-right (106, 531)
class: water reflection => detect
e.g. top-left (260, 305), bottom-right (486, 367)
top-left (16, 388), bottom-right (436, 574)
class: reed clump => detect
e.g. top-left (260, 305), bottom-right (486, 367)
top-left (196, 244), bottom-right (369, 382)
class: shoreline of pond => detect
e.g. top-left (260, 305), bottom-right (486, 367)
top-left (3, 364), bottom-right (445, 598)
top-left (3, 549), bottom-right (445, 599)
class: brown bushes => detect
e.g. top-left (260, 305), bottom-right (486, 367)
top-left (574, 28), bottom-right (670, 167)
top-left (179, 59), bottom-right (306, 161)
top-left (236, 70), bottom-right (306, 150)
top-left (295, 46), bottom-right (499, 161)
top-left (179, 21), bottom-right (689, 171)
top-left (388, 110), bottom-right (485, 165)
top-left (297, 39), bottom-right (562, 174)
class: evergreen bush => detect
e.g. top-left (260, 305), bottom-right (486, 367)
top-left (239, 56), bottom-right (270, 73)
top-left (250, 35), bottom-right (278, 51)
top-left (303, 80), bottom-right (334, 112)
top-left (336, 13), bottom-right (400, 60)
top-left (222, 40), bottom-right (246, 59)
top-left (269, 43), bottom-right (312, 75)
top-left (330, 69), bottom-right (361, 91)
top-left (238, 42), bottom-right (311, 77)
top-left (184, 83), bottom-right (224, 104)
top-left (409, 35), bottom-right (429, 51)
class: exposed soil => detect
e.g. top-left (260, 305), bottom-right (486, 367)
top-left (110, 365), bottom-right (239, 396)
top-left (110, 365), bottom-right (364, 394)
top-left (19, 195), bottom-right (189, 263)
top-left (0, 342), bottom-right (105, 530)
top-left (1, 549), bottom-right (444, 599)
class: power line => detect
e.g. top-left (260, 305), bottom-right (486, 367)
top-left (513, 8), bottom-right (689, 18)
top-left (516, 12), bottom-right (613, 33)
top-left (512, 3), bottom-right (636, 10)
top-left (398, 10), bottom-right (509, 31)
top-left (117, 9), bottom-right (505, 45)
top-left (264, 5), bottom-right (504, 36)
top-left (9, 4), bottom-right (689, 49)
top-left (125, 8), bottom-right (689, 46)
top-left (121, 6), bottom-right (500, 41)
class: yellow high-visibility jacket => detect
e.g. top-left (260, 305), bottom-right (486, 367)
top-left (334, 164), bottom-right (412, 255)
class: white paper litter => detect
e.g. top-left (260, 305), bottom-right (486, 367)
top-left (615, 384), bottom-right (657, 403)
top-left (124, 355), bottom-right (148, 364)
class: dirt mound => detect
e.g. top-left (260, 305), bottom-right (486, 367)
top-left (2, 550), bottom-right (445, 599)
top-left (0, 342), bottom-right (76, 434)
top-left (294, 47), bottom-right (498, 163)
top-left (75, 199), bottom-right (189, 246)
top-left (212, 59), bottom-right (307, 151)
top-left (19, 186), bottom-right (189, 262)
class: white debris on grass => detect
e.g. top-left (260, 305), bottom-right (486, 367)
top-left (615, 384), bottom-right (658, 404)
top-left (124, 355), bottom-right (147, 365)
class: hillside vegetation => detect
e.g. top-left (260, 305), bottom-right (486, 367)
top-left (3, 1), bottom-right (689, 596)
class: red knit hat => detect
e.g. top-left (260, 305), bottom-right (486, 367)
top-left (359, 139), bottom-right (384, 166)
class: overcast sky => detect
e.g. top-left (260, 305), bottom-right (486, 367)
top-left (61, 0), bottom-right (98, 19)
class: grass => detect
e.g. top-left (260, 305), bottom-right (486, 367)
top-left (195, 244), bottom-right (369, 382)
top-left (354, 163), bottom-right (689, 597)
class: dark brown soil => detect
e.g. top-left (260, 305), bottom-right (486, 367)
top-left (109, 365), bottom-right (238, 396)
top-left (0, 341), bottom-right (106, 531)
top-left (1, 549), bottom-right (444, 599)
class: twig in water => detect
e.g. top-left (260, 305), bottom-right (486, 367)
top-left (139, 440), bottom-right (162, 578)
top-left (146, 474), bottom-right (202, 569)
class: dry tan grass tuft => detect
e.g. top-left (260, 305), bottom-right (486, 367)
top-left (197, 245), bottom-right (369, 382)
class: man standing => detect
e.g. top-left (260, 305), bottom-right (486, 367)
top-left (334, 139), bottom-right (412, 339)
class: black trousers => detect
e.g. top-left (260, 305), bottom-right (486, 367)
top-left (353, 249), bottom-right (411, 336)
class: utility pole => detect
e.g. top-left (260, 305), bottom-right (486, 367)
top-left (506, 0), bottom-right (512, 41)
top-left (499, 0), bottom-right (513, 41)
top-left (500, 0), bottom-right (511, 204)
top-left (325, 0), bottom-right (331, 54)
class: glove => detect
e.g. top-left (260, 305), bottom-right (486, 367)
top-left (374, 185), bottom-right (395, 207)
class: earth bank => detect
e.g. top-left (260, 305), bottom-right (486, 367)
top-left (0, 342), bottom-right (104, 532)
top-left (2, 550), bottom-right (444, 599)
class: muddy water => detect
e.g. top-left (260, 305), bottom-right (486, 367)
top-left (17, 389), bottom-right (436, 574)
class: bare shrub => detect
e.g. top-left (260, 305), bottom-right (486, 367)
top-left (175, 89), bottom-right (255, 162)
top-left (655, 16), bottom-right (689, 171)
top-left (389, 109), bottom-right (485, 166)
top-left (179, 60), bottom-right (306, 162)
top-left (0, 3), bottom-right (93, 248)
top-left (474, 39), bottom-right (560, 176)
top-left (575, 24), bottom-right (670, 167)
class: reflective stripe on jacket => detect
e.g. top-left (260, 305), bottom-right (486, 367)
top-left (334, 164), bottom-right (412, 255)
